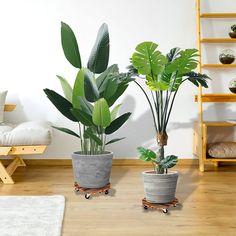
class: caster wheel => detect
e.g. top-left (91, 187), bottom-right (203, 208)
top-left (85, 194), bottom-right (90, 199)
top-left (105, 190), bottom-right (109, 195)
top-left (162, 209), bottom-right (168, 214)
top-left (144, 205), bottom-right (148, 210)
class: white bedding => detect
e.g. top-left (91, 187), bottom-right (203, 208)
top-left (0, 121), bottom-right (52, 146)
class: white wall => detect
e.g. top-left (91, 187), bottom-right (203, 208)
top-left (1, 0), bottom-right (236, 159)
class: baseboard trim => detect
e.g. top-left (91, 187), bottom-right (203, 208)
top-left (0, 158), bottom-right (199, 166)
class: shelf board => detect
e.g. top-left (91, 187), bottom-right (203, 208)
top-left (201, 13), bottom-right (236, 18)
top-left (195, 94), bottom-right (236, 102)
top-left (201, 38), bottom-right (236, 43)
top-left (4, 104), bottom-right (16, 112)
top-left (202, 121), bottom-right (236, 127)
top-left (206, 158), bottom-right (236, 162)
top-left (202, 64), bottom-right (236, 68)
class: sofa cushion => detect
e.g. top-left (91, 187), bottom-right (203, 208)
top-left (208, 142), bottom-right (236, 158)
top-left (0, 121), bottom-right (52, 146)
top-left (0, 91), bottom-right (7, 123)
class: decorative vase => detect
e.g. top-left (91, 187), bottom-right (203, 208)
top-left (229, 32), bottom-right (236, 38)
top-left (72, 151), bottom-right (113, 188)
top-left (229, 79), bottom-right (236, 93)
top-left (142, 170), bottom-right (178, 203)
top-left (219, 49), bottom-right (235, 64)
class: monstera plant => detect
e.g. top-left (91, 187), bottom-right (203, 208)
top-left (129, 42), bottom-right (210, 204)
top-left (44, 22), bottom-right (132, 192)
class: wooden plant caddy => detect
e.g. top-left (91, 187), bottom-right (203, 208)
top-left (74, 182), bottom-right (111, 199)
top-left (142, 198), bottom-right (179, 214)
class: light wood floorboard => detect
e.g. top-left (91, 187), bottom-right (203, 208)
top-left (0, 165), bottom-right (236, 235)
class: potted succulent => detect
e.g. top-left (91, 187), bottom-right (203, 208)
top-left (229, 24), bottom-right (236, 38)
top-left (129, 42), bottom-right (210, 203)
top-left (44, 22), bottom-right (132, 188)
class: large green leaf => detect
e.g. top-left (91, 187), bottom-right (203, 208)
top-left (185, 71), bottom-right (210, 88)
top-left (165, 49), bottom-right (199, 75)
top-left (61, 22), bottom-right (81, 68)
top-left (84, 128), bottom-right (102, 145)
top-left (56, 75), bottom-right (72, 102)
top-left (160, 155), bottom-right (178, 169)
top-left (52, 126), bottom-right (80, 138)
top-left (44, 89), bottom-right (77, 121)
top-left (137, 147), bottom-right (156, 162)
top-left (102, 78), bottom-right (118, 100)
top-left (132, 42), bottom-right (167, 76)
top-left (106, 137), bottom-right (125, 145)
top-left (70, 108), bottom-right (94, 126)
top-left (96, 64), bottom-right (119, 93)
top-left (78, 96), bottom-right (93, 115)
top-left (107, 83), bottom-right (128, 107)
top-left (87, 23), bottom-right (109, 73)
top-left (105, 112), bottom-right (131, 134)
top-left (92, 98), bottom-right (111, 127)
top-left (84, 69), bottom-right (99, 102)
top-left (110, 104), bottom-right (121, 121)
top-left (72, 69), bottom-right (85, 109)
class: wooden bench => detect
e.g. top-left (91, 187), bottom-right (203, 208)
top-left (0, 104), bottom-right (47, 184)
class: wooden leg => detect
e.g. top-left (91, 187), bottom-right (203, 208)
top-left (0, 161), bottom-right (14, 184)
top-left (0, 156), bottom-right (26, 184)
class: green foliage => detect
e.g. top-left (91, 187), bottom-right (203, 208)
top-left (137, 147), bottom-right (156, 161)
top-left (43, 89), bottom-right (77, 122)
top-left (56, 75), bottom-right (72, 102)
top-left (52, 126), bottom-right (80, 138)
top-left (92, 98), bottom-right (111, 127)
top-left (61, 22), bottom-right (81, 68)
top-left (159, 155), bottom-right (178, 169)
top-left (231, 24), bottom-right (236, 33)
top-left (105, 112), bottom-right (131, 134)
top-left (87, 23), bottom-right (109, 73)
top-left (44, 22), bottom-right (132, 155)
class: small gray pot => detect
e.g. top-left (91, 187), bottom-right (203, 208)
top-left (142, 170), bottom-right (178, 203)
top-left (72, 151), bottom-right (113, 188)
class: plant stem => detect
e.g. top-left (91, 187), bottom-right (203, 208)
top-left (134, 80), bottom-right (158, 132)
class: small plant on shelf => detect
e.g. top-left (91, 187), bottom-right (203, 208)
top-left (229, 24), bottom-right (236, 38)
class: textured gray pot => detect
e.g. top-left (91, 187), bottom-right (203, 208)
top-left (72, 151), bottom-right (113, 188)
top-left (142, 170), bottom-right (178, 203)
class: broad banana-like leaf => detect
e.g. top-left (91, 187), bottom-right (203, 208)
top-left (84, 128), bottom-right (102, 145)
top-left (105, 112), bottom-right (131, 134)
top-left (137, 147), bottom-right (156, 162)
top-left (132, 42), bottom-right (167, 76)
top-left (44, 89), bottom-right (77, 121)
top-left (106, 137), bottom-right (125, 145)
top-left (84, 69), bottom-right (99, 102)
top-left (92, 98), bottom-right (111, 127)
top-left (70, 108), bottom-right (94, 126)
top-left (110, 104), bottom-right (121, 121)
top-left (165, 49), bottom-right (198, 75)
top-left (166, 47), bottom-right (181, 62)
top-left (61, 22), bottom-right (81, 68)
top-left (78, 96), bottom-right (93, 115)
top-left (160, 155), bottom-right (178, 169)
top-left (107, 83), bottom-right (128, 107)
top-left (72, 68), bottom-right (85, 109)
top-left (87, 23), bottom-right (110, 73)
top-left (102, 78), bottom-right (118, 100)
top-left (52, 126), bottom-right (80, 138)
top-left (56, 75), bottom-right (72, 102)
top-left (96, 64), bottom-right (119, 92)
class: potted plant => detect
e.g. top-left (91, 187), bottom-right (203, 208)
top-left (129, 42), bottom-right (210, 203)
top-left (44, 22), bottom-right (132, 188)
top-left (229, 24), bottom-right (236, 38)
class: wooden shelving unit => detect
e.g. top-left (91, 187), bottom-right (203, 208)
top-left (194, 0), bottom-right (236, 171)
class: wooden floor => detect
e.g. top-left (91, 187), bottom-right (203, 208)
top-left (0, 164), bottom-right (236, 236)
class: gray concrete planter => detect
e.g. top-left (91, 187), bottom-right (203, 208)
top-left (142, 170), bottom-right (178, 203)
top-left (72, 151), bottom-right (113, 188)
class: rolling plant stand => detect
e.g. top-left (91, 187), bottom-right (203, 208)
top-left (142, 198), bottom-right (179, 214)
top-left (74, 182), bottom-right (111, 199)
